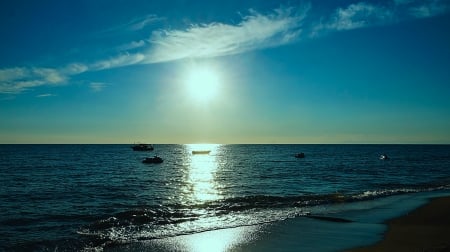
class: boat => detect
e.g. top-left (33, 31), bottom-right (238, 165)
top-left (142, 155), bottom-right (163, 164)
top-left (380, 154), bottom-right (389, 160)
top-left (295, 152), bottom-right (305, 158)
top-left (131, 144), bottom-right (154, 151)
top-left (192, 150), bottom-right (211, 155)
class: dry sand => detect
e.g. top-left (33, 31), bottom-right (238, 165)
top-left (350, 196), bottom-right (450, 252)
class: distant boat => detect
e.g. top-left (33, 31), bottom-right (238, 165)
top-left (192, 150), bottom-right (211, 155)
top-left (295, 152), bottom-right (305, 158)
top-left (132, 144), bottom-right (154, 151)
top-left (142, 155), bottom-right (163, 164)
top-left (380, 154), bottom-right (389, 160)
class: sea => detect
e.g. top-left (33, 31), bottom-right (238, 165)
top-left (1, 144), bottom-right (450, 251)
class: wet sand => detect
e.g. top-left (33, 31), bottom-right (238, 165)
top-left (107, 211), bottom-right (385, 252)
top-left (106, 194), bottom-right (450, 252)
top-left (350, 196), bottom-right (450, 251)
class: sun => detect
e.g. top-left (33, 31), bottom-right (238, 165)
top-left (185, 65), bottom-right (221, 103)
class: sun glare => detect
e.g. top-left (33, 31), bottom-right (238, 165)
top-left (185, 66), bottom-right (221, 103)
top-left (185, 144), bottom-right (221, 203)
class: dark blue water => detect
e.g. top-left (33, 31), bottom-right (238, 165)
top-left (1, 144), bottom-right (450, 251)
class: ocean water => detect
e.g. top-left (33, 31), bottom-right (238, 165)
top-left (1, 144), bottom-right (450, 251)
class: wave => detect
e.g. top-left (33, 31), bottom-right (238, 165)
top-left (77, 184), bottom-right (450, 250)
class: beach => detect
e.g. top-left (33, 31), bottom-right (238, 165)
top-left (350, 196), bottom-right (450, 251)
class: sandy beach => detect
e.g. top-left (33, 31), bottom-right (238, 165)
top-left (350, 196), bottom-right (450, 251)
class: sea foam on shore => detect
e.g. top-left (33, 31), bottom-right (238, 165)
top-left (106, 191), bottom-right (450, 252)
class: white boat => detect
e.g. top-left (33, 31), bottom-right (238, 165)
top-left (192, 150), bottom-right (211, 155)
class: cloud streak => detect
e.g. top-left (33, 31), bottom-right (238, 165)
top-left (0, 67), bottom-right (67, 94)
top-left (89, 82), bottom-right (107, 92)
top-left (91, 53), bottom-right (146, 71)
top-left (36, 93), bottom-right (56, 98)
top-left (101, 14), bottom-right (164, 34)
top-left (313, 0), bottom-right (449, 36)
top-left (0, 53), bottom-right (146, 94)
top-left (404, 0), bottom-right (450, 18)
top-left (315, 2), bottom-right (393, 33)
top-left (145, 6), bottom-right (308, 63)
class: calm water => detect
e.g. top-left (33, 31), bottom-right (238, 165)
top-left (1, 144), bottom-right (450, 251)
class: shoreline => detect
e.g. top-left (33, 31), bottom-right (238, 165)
top-left (106, 193), bottom-right (450, 252)
top-left (349, 196), bottom-right (450, 251)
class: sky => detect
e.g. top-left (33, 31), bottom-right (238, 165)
top-left (1, 0), bottom-right (450, 144)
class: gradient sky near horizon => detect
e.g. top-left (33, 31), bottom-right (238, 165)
top-left (1, 0), bottom-right (450, 144)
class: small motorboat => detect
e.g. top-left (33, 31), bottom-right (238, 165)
top-left (132, 144), bottom-right (154, 151)
top-left (192, 150), bottom-right (211, 155)
top-left (295, 152), bottom-right (305, 158)
top-left (379, 154), bottom-right (389, 160)
top-left (142, 155), bottom-right (163, 164)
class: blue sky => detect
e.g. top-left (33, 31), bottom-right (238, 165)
top-left (1, 0), bottom-right (450, 143)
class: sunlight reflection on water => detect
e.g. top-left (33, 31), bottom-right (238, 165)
top-left (184, 144), bottom-right (223, 203)
top-left (135, 224), bottom-right (262, 252)
top-left (182, 225), bottom-right (259, 252)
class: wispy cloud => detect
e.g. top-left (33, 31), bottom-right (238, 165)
top-left (36, 93), bottom-right (56, 98)
top-left (62, 63), bottom-right (89, 75)
top-left (90, 52), bottom-right (146, 71)
top-left (330, 2), bottom-right (392, 30)
top-left (89, 82), bottom-right (107, 92)
top-left (117, 40), bottom-right (146, 51)
top-left (313, 2), bottom-right (393, 35)
top-left (145, 6), bottom-right (309, 63)
top-left (0, 67), bottom-right (67, 94)
top-left (126, 14), bottom-right (164, 31)
top-left (0, 54), bottom-right (146, 94)
top-left (404, 0), bottom-right (450, 18)
top-left (102, 14), bottom-right (164, 34)
top-left (313, 0), bottom-right (450, 36)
